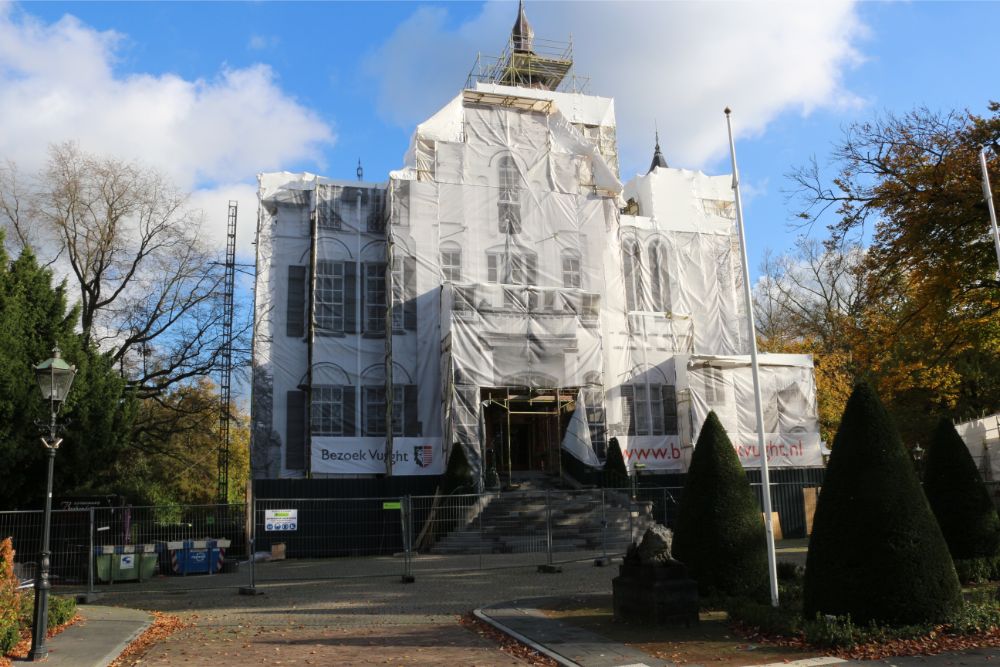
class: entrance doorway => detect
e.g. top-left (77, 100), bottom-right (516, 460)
top-left (482, 388), bottom-right (578, 482)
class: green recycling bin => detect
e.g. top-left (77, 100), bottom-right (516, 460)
top-left (94, 545), bottom-right (158, 583)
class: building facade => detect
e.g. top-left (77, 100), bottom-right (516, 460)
top-left (251, 9), bottom-right (822, 485)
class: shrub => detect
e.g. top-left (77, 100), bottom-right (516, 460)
top-left (0, 537), bottom-right (22, 655)
top-left (923, 418), bottom-right (1000, 562)
top-left (442, 444), bottom-right (474, 494)
top-left (673, 412), bottom-right (768, 600)
top-left (953, 556), bottom-right (1000, 584)
top-left (804, 383), bottom-right (962, 625)
top-left (603, 437), bottom-right (628, 487)
top-left (727, 597), bottom-right (801, 636)
top-left (46, 595), bottom-right (76, 629)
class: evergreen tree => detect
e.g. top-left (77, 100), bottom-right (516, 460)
top-left (923, 418), bottom-right (1000, 562)
top-left (672, 412), bottom-right (768, 599)
top-left (0, 242), bottom-right (131, 508)
top-left (804, 383), bottom-right (962, 624)
top-left (603, 437), bottom-right (628, 487)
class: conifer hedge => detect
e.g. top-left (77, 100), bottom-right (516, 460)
top-left (923, 418), bottom-right (1000, 562)
top-left (804, 383), bottom-right (961, 625)
top-left (673, 412), bottom-right (768, 599)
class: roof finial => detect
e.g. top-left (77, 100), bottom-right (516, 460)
top-left (356, 158), bottom-right (363, 182)
top-left (512, 0), bottom-right (534, 53)
top-left (648, 122), bottom-right (669, 173)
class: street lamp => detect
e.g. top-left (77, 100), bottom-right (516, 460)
top-left (28, 345), bottom-right (76, 662)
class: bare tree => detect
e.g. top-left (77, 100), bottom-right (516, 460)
top-left (754, 237), bottom-right (867, 352)
top-left (0, 143), bottom-right (231, 398)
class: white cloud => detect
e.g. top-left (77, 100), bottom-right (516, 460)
top-left (363, 1), bottom-right (865, 176)
top-left (0, 4), bottom-right (333, 248)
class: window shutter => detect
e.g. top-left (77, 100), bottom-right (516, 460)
top-left (661, 385), bottom-right (678, 435)
top-left (404, 256), bottom-right (417, 331)
top-left (286, 265), bottom-right (306, 338)
top-left (360, 263), bottom-right (368, 333)
top-left (286, 390), bottom-right (306, 470)
top-left (344, 262), bottom-right (357, 333)
top-left (342, 385), bottom-right (356, 436)
top-left (404, 384), bottom-right (419, 436)
top-left (620, 385), bottom-right (636, 436)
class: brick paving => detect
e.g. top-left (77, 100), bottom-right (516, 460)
top-left (96, 557), bottom-right (622, 665)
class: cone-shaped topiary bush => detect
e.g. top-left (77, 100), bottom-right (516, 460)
top-left (804, 383), bottom-right (962, 625)
top-left (923, 418), bottom-right (1000, 562)
top-left (604, 437), bottom-right (629, 487)
top-left (442, 443), bottom-right (474, 494)
top-left (673, 412), bottom-right (768, 599)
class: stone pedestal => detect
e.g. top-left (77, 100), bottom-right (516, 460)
top-left (612, 560), bottom-right (699, 626)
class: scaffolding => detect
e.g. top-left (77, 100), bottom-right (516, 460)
top-left (465, 35), bottom-right (589, 94)
top-left (217, 201), bottom-right (238, 502)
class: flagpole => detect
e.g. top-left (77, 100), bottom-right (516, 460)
top-left (725, 107), bottom-right (779, 607)
top-left (979, 146), bottom-right (1000, 276)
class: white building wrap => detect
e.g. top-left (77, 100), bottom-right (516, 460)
top-left (251, 19), bottom-right (822, 484)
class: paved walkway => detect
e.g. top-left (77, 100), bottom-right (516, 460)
top-left (478, 597), bottom-right (670, 667)
top-left (27, 553), bottom-right (1000, 667)
top-left (30, 605), bottom-right (151, 667)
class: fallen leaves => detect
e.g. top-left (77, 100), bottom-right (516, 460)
top-left (3, 612), bottom-right (83, 662)
top-left (458, 612), bottom-right (557, 666)
top-left (109, 611), bottom-right (191, 666)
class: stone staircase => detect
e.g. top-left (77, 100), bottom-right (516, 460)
top-left (426, 474), bottom-right (645, 556)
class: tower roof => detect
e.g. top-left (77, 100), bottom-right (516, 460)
top-left (511, 0), bottom-right (534, 53)
top-left (648, 131), bottom-right (669, 173)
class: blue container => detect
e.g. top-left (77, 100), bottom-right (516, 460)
top-left (158, 539), bottom-right (230, 575)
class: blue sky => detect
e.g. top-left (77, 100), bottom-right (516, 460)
top-left (3, 1), bottom-right (998, 275)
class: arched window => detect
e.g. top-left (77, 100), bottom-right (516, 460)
top-left (648, 242), bottom-right (670, 312)
top-left (622, 240), bottom-right (642, 311)
top-left (497, 156), bottom-right (521, 234)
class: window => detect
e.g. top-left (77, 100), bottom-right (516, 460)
top-left (286, 265), bottom-right (306, 338)
top-left (487, 252), bottom-right (537, 285)
top-left (581, 294), bottom-right (600, 324)
top-left (317, 186), bottom-right (343, 230)
top-left (497, 156), bottom-right (521, 234)
top-left (311, 386), bottom-right (343, 436)
top-left (453, 285), bottom-right (475, 313)
top-left (315, 261), bottom-right (345, 334)
top-left (364, 262), bottom-right (386, 333)
top-left (622, 241), bottom-right (642, 311)
top-left (562, 252), bottom-right (582, 288)
top-left (441, 247), bottom-right (462, 282)
top-left (704, 367), bottom-right (726, 405)
top-left (621, 383), bottom-right (678, 436)
top-left (367, 189), bottom-right (386, 233)
top-left (391, 258), bottom-right (405, 331)
top-left (648, 242), bottom-right (670, 312)
top-left (583, 379), bottom-right (607, 458)
top-left (364, 385), bottom-right (404, 436)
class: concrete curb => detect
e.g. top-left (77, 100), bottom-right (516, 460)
top-left (473, 607), bottom-right (583, 667)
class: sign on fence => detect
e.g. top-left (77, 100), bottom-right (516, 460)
top-left (264, 509), bottom-right (298, 531)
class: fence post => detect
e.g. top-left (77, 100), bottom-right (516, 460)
top-left (239, 499), bottom-right (260, 596)
top-left (595, 489), bottom-right (610, 567)
top-left (84, 507), bottom-right (95, 602)
top-left (537, 489), bottom-right (561, 573)
top-left (400, 496), bottom-right (414, 583)
top-left (662, 488), bottom-right (668, 527)
top-left (477, 493), bottom-right (484, 571)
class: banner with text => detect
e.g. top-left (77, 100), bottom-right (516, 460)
top-left (311, 437), bottom-right (445, 475)
top-left (618, 436), bottom-right (689, 472)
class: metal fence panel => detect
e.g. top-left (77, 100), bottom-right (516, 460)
top-left (252, 497), bottom-right (408, 582)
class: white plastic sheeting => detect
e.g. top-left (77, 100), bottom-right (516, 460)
top-left (561, 390), bottom-right (601, 466)
top-left (686, 355), bottom-right (823, 469)
top-left (955, 415), bottom-right (1000, 481)
top-left (252, 83), bottom-right (822, 481)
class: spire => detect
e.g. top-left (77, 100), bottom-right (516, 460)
top-left (648, 130), bottom-right (669, 173)
top-left (511, 0), bottom-right (534, 53)
top-left (356, 158), bottom-right (363, 182)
